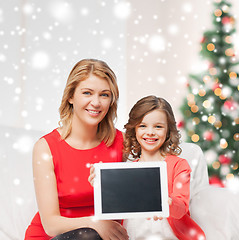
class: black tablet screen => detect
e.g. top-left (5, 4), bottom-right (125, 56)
top-left (100, 167), bottom-right (162, 214)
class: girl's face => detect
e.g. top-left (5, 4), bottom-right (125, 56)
top-left (69, 74), bottom-right (112, 128)
top-left (135, 109), bottom-right (168, 156)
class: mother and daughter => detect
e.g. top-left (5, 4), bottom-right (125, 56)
top-left (25, 59), bottom-right (205, 240)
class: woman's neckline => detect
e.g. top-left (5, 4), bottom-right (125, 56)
top-left (54, 128), bottom-right (104, 151)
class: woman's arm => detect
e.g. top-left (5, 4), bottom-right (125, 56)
top-left (33, 138), bottom-right (128, 239)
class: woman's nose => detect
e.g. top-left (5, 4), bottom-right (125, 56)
top-left (91, 95), bottom-right (100, 107)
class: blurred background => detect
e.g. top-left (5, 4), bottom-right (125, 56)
top-left (1, 0), bottom-right (238, 132)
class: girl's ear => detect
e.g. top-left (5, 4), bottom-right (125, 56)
top-left (166, 130), bottom-right (170, 141)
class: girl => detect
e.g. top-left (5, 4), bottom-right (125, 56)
top-left (25, 59), bottom-right (129, 240)
top-left (122, 95), bottom-right (206, 240)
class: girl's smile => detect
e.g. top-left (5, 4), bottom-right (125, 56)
top-left (143, 137), bottom-right (159, 144)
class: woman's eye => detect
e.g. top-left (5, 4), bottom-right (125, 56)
top-left (83, 91), bottom-right (91, 95)
top-left (101, 93), bottom-right (110, 97)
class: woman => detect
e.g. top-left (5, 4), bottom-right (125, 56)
top-left (25, 59), bottom-right (129, 240)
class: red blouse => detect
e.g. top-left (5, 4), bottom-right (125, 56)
top-left (135, 155), bottom-right (206, 240)
top-left (25, 129), bottom-right (124, 240)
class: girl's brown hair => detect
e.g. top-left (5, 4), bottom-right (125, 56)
top-left (124, 95), bottom-right (181, 159)
top-left (58, 59), bottom-right (119, 146)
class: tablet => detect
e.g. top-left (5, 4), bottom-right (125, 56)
top-left (93, 161), bottom-right (169, 220)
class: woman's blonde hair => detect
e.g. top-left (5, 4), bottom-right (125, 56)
top-left (124, 95), bottom-right (181, 159)
top-left (59, 59), bottom-right (119, 146)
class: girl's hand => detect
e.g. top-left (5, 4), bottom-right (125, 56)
top-left (93, 220), bottom-right (129, 240)
top-left (88, 164), bottom-right (96, 186)
top-left (168, 197), bottom-right (172, 205)
top-left (148, 197), bottom-right (172, 221)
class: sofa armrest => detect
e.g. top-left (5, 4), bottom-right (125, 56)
top-left (179, 142), bottom-right (209, 198)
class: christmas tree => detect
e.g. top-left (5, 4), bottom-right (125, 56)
top-left (179, 0), bottom-right (239, 186)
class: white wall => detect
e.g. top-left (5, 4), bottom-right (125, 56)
top-left (1, 0), bottom-right (239, 133)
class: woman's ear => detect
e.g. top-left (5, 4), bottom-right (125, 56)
top-left (68, 98), bottom-right (73, 104)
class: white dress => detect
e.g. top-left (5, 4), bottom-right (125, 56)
top-left (123, 218), bottom-right (178, 240)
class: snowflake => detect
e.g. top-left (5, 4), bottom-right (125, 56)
top-left (113, 2), bottom-right (131, 19)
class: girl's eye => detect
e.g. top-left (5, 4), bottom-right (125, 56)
top-left (138, 124), bottom-right (146, 128)
top-left (156, 125), bottom-right (162, 129)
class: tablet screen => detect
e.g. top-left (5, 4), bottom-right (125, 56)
top-left (94, 161), bottom-right (169, 219)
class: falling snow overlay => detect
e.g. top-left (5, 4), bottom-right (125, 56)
top-left (1, 0), bottom-right (239, 239)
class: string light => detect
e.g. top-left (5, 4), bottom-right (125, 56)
top-left (219, 94), bottom-right (227, 100)
top-left (234, 117), bottom-right (239, 124)
top-left (214, 87), bottom-right (222, 96)
top-left (212, 161), bottom-right (220, 169)
top-left (231, 163), bottom-right (238, 170)
top-left (207, 43), bottom-right (215, 51)
top-left (208, 115), bottom-right (216, 124)
top-left (203, 100), bottom-right (211, 108)
top-left (225, 35), bottom-right (232, 43)
top-left (187, 93), bottom-right (195, 101)
top-left (225, 48), bottom-right (234, 56)
top-left (192, 117), bottom-right (200, 125)
top-left (187, 94), bottom-right (195, 107)
top-left (214, 9), bottom-right (222, 17)
top-left (209, 67), bottom-right (217, 75)
top-left (198, 89), bottom-right (206, 96)
top-left (233, 133), bottom-right (239, 141)
top-left (226, 173), bottom-right (234, 180)
top-left (220, 138), bottom-right (228, 149)
top-left (214, 120), bottom-right (222, 128)
top-left (203, 75), bottom-right (211, 83)
top-left (191, 134), bottom-right (200, 142)
top-left (229, 72), bottom-right (237, 79)
top-left (222, 5), bottom-right (229, 13)
top-left (191, 104), bottom-right (199, 113)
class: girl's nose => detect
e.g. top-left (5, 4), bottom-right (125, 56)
top-left (147, 128), bottom-right (155, 136)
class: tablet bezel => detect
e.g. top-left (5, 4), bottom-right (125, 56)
top-left (94, 161), bottom-right (169, 220)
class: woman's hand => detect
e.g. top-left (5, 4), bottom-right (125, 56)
top-left (88, 164), bottom-right (96, 186)
top-left (148, 197), bottom-right (172, 221)
top-left (93, 220), bottom-right (129, 240)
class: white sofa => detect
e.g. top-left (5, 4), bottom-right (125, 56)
top-left (179, 142), bottom-right (239, 240)
top-left (0, 126), bottom-right (239, 240)
top-left (0, 126), bottom-right (41, 240)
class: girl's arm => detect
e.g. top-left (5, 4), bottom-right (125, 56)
top-left (33, 138), bottom-right (128, 239)
top-left (169, 159), bottom-right (191, 219)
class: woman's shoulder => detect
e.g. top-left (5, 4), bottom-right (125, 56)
top-left (41, 128), bottom-right (59, 140)
top-left (33, 129), bottom-right (59, 152)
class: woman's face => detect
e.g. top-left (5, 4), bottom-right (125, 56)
top-left (135, 109), bottom-right (168, 156)
top-left (69, 74), bottom-right (112, 128)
